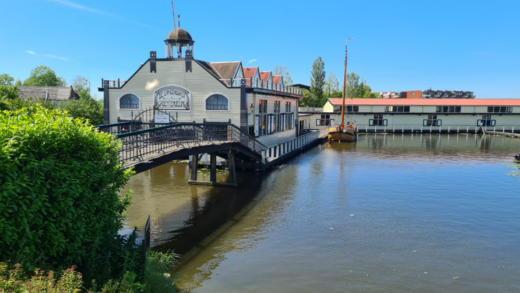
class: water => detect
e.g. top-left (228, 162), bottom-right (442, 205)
top-left (122, 134), bottom-right (520, 292)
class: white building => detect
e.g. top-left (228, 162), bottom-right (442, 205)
top-left (300, 98), bottom-right (520, 132)
top-left (100, 27), bottom-right (303, 147)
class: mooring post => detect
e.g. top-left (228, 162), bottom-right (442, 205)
top-left (210, 153), bottom-right (217, 183)
top-left (190, 154), bottom-right (198, 181)
top-left (228, 150), bottom-right (237, 186)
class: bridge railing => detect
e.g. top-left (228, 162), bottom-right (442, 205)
top-left (113, 123), bottom-right (267, 164)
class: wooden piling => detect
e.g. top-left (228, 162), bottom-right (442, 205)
top-left (190, 154), bottom-right (198, 181)
top-left (228, 150), bottom-right (237, 187)
top-left (210, 153), bottom-right (217, 183)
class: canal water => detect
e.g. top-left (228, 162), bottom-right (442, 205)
top-left (122, 134), bottom-right (520, 293)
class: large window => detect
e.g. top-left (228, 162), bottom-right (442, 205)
top-left (478, 115), bottom-right (496, 126)
top-left (347, 106), bottom-right (359, 112)
top-left (316, 114), bottom-right (334, 126)
top-left (334, 106), bottom-right (359, 112)
top-left (206, 94), bottom-right (229, 110)
top-left (119, 94), bottom-right (139, 109)
top-left (285, 102), bottom-right (292, 113)
top-left (436, 106), bottom-right (461, 113)
top-left (274, 101), bottom-right (281, 113)
top-left (369, 114), bottom-right (387, 126)
top-left (488, 106), bottom-right (512, 113)
top-left (423, 114), bottom-right (441, 126)
top-left (385, 106), bottom-right (410, 113)
top-left (259, 100), bottom-right (267, 113)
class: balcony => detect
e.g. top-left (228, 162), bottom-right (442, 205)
top-left (102, 79), bottom-right (127, 89)
top-left (231, 78), bottom-right (302, 96)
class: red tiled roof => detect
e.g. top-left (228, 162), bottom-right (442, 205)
top-left (272, 75), bottom-right (281, 84)
top-left (260, 71), bottom-right (271, 82)
top-left (243, 67), bottom-right (258, 79)
top-left (327, 98), bottom-right (520, 106)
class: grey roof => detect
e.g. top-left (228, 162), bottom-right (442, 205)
top-left (194, 60), bottom-right (241, 87)
top-left (18, 86), bottom-right (79, 101)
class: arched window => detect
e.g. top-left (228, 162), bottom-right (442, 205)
top-left (120, 94), bottom-right (139, 109)
top-left (206, 94), bottom-right (229, 110)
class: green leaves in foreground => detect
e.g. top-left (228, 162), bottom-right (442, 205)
top-left (0, 107), bottom-right (134, 281)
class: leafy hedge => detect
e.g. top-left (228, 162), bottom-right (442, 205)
top-left (0, 107), bottom-right (135, 282)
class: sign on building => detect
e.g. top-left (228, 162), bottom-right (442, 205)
top-left (154, 115), bottom-right (170, 124)
top-left (154, 85), bottom-right (191, 110)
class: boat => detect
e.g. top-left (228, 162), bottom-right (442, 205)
top-left (328, 124), bottom-right (357, 142)
top-left (328, 38), bottom-right (357, 142)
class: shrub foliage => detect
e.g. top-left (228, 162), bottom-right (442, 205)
top-left (0, 107), bottom-right (134, 279)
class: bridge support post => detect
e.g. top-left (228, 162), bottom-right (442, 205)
top-left (228, 150), bottom-right (237, 187)
top-left (190, 155), bottom-right (198, 181)
top-left (210, 153), bottom-right (217, 183)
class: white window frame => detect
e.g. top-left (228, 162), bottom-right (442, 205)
top-left (204, 92), bottom-right (231, 112)
top-left (118, 93), bottom-right (141, 110)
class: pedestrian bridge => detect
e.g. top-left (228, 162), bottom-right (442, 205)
top-left (97, 122), bottom-right (328, 187)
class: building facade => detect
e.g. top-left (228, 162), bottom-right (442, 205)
top-left (301, 98), bottom-right (520, 132)
top-left (100, 27), bottom-right (302, 147)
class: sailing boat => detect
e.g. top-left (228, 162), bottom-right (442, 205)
top-left (328, 38), bottom-right (357, 142)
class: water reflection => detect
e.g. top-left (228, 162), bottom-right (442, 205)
top-left (122, 134), bottom-right (520, 293)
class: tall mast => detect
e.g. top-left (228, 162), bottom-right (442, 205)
top-left (341, 37), bottom-right (356, 127)
top-left (341, 40), bottom-right (348, 127)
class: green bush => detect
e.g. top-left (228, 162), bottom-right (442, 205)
top-left (0, 262), bottom-right (83, 292)
top-left (0, 106), bottom-right (135, 283)
top-left (0, 251), bottom-right (178, 293)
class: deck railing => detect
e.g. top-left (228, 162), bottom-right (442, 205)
top-left (356, 124), bottom-right (520, 134)
top-left (231, 78), bottom-right (302, 95)
top-left (298, 107), bottom-right (323, 112)
top-left (260, 128), bottom-right (328, 164)
top-left (101, 79), bottom-right (127, 89)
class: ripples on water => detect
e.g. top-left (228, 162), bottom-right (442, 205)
top-left (122, 134), bottom-right (520, 293)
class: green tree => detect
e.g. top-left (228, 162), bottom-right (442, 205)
top-left (310, 57), bottom-right (326, 106)
top-left (23, 66), bottom-right (67, 87)
top-left (299, 89), bottom-right (318, 107)
top-left (324, 71), bottom-right (341, 98)
top-left (274, 65), bottom-right (294, 85)
top-left (57, 96), bottom-right (104, 125)
top-left (345, 72), bottom-right (379, 98)
top-left (0, 74), bottom-right (14, 86)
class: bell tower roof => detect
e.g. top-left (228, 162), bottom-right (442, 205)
top-left (165, 28), bottom-right (194, 45)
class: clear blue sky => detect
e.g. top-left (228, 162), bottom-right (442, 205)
top-left (1, 0), bottom-right (519, 98)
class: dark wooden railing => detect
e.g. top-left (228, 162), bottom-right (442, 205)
top-left (109, 123), bottom-right (266, 164)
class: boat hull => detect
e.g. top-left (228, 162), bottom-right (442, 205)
top-left (328, 128), bottom-right (357, 142)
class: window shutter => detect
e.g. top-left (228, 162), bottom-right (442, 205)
top-left (316, 119), bottom-right (321, 126)
top-left (369, 119), bottom-right (374, 126)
